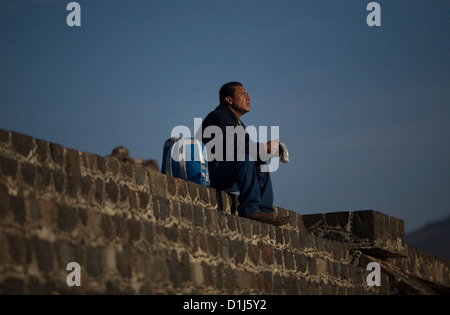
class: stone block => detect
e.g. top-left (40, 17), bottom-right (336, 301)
top-left (142, 221), bottom-right (154, 245)
top-left (275, 227), bottom-right (283, 244)
top-left (193, 205), bottom-right (204, 228)
top-left (28, 276), bottom-right (53, 295)
top-left (113, 215), bottom-right (127, 238)
top-left (52, 170), bottom-right (64, 193)
top-left (78, 207), bottom-right (88, 226)
top-left (229, 240), bottom-right (246, 265)
top-left (0, 129), bottom-right (10, 143)
top-left (186, 180), bottom-right (198, 201)
top-left (148, 170), bottom-right (167, 196)
top-left (204, 207), bottom-right (219, 233)
top-left (11, 132), bottom-right (34, 157)
top-left (167, 250), bottom-right (190, 288)
top-left (294, 253), bottom-right (308, 273)
top-left (116, 245), bottom-right (132, 278)
top-left (0, 184), bottom-right (9, 220)
top-left (81, 151), bottom-right (96, 172)
top-left (37, 167), bottom-right (51, 187)
top-left (34, 237), bottom-right (54, 272)
top-left (1, 278), bottom-right (24, 294)
top-left (96, 155), bottom-right (107, 175)
top-left (176, 177), bottom-right (188, 199)
top-left (332, 240), bottom-right (344, 261)
top-left (0, 156), bottom-right (18, 177)
top-left (127, 218), bottom-right (142, 242)
top-left (298, 277), bottom-right (310, 294)
top-left (239, 218), bottom-right (251, 239)
top-left (57, 205), bottom-right (77, 232)
top-left (106, 157), bottom-right (119, 176)
top-left (206, 235), bottom-right (218, 257)
top-left (302, 210), bottom-right (407, 258)
top-left (166, 175), bottom-right (176, 196)
top-left (180, 202), bottom-right (193, 224)
top-left (65, 148), bottom-right (81, 176)
top-left (284, 251), bottom-right (295, 270)
top-left (50, 142), bottom-right (64, 166)
top-left (66, 174), bottom-right (80, 198)
top-left (7, 234), bottom-right (25, 264)
top-left (164, 225), bottom-right (179, 243)
top-left (202, 262), bottom-right (214, 288)
top-left (100, 214), bottom-right (113, 240)
top-left (10, 196), bottom-right (26, 224)
top-left (120, 162), bottom-right (133, 178)
top-left (119, 185), bottom-right (128, 202)
top-left (94, 178), bottom-right (104, 205)
top-left (208, 187), bottom-right (217, 208)
top-left (80, 175), bottom-right (92, 198)
top-left (128, 189), bottom-right (137, 209)
top-left (283, 277), bottom-right (299, 294)
top-left (105, 180), bottom-right (118, 203)
top-left (273, 273), bottom-right (283, 294)
top-left (135, 167), bottom-right (148, 186)
top-left (27, 198), bottom-right (41, 222)
top-left (224, 267), bottom-right (235, 294)
top-left (35, 139), bottom-right (48, 164)
top-left (56, 241), bottom-right (74, 269)
top-left (138, 191), bottom-right (149, 209)
top-left (192, 231), bottom-right (207, 253)
top-left (197, 185), bottom-right (210, 204)
top-left (274, 249), bottom-right (283, 266)
top-left (247, 244), bottom-right (260, 265)
top-left (86, 246), bottom-right (103, 277)
top-left (259, 243), bottom-right (274, 265)
top-left (40, 199), bottom-right (56, 227)
top-left (153, 195), bottom-right (170, 220)
top-left (21, 163), bottom-right (35, 186)
top-left (179, 229), bottom-right (190, 248)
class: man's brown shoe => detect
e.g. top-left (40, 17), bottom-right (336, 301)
top-left (268, 216), bottom-right (291, 226)
top-left (248, 211), bottom-right (275, 223)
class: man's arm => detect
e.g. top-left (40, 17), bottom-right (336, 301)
top-left (265, 139), bottom-right (280, 156)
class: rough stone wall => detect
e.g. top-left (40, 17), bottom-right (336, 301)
top-left (0, 128), bottom-right (449, 295)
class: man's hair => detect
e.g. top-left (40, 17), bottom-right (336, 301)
top-left (219, 82), bottom-right (243, 104)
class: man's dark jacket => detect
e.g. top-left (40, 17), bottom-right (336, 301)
top-left (196, 104), bottom-right (265, 167)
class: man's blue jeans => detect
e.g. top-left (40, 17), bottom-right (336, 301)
top-left (208, 155), bottom-right (274, 218)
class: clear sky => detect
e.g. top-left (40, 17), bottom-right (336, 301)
top-left (1, 0), bottom-right (449, 234)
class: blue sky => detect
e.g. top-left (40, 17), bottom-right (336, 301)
top-left (1, 0), bottom-right (449, 234)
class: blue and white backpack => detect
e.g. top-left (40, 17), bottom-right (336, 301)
top-left (161, 135), bottom-right (210, 186)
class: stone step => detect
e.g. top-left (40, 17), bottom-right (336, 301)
top-left (302, 210), bottom-right (407, 258)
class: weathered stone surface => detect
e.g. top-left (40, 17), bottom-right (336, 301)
top-left (11, 132), bottom-right (34, 157)
top-left (0, 129), bottom-right (448, 295)
top-left (303, 210), bottom-right (407, 258)
top-left (0, 156), bottom-right (18, 176)
top-left (50, 142), bottom-right (64, 166)
top-left (0, 129), bottom-right (10, 143)
top-left (57, 205), bottom-right (77, 232)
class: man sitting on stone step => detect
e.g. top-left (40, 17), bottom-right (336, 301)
top-left (197, 82), bottom-right (290, 226)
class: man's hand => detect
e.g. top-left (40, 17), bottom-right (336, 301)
top-left (265, 139), bottom-right (280, 156)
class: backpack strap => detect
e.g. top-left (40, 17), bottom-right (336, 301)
top-left (194, 139), bottom-right (209, 186)
top-left (164, 139), bottom-right (175, 176)
top-left (179, 143), bottom-right (188, 181)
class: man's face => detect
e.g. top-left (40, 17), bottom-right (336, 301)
top-left (227, 85), bottom-right (251, 117)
